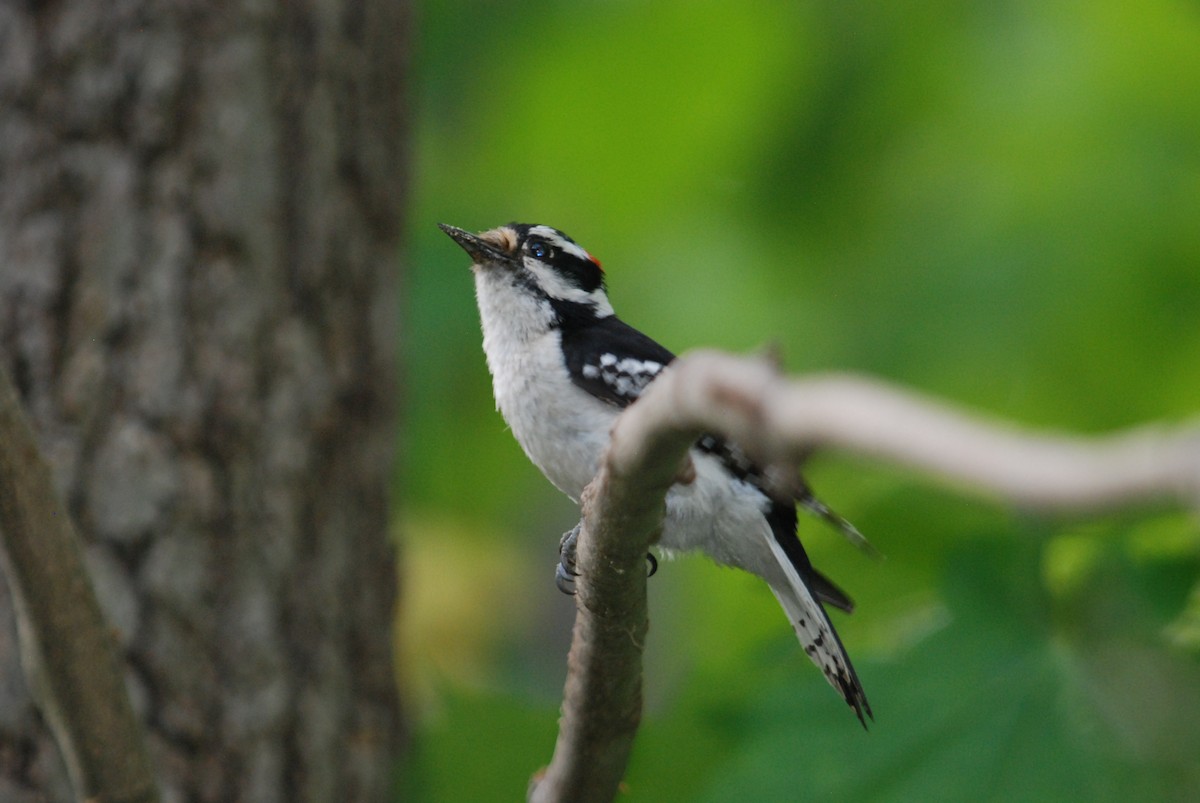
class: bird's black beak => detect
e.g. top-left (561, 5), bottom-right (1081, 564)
top-left (438, 223), bottom-right (512, 265)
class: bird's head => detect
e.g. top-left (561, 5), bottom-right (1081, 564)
top-left (439, 222), bottom-right (613, 317)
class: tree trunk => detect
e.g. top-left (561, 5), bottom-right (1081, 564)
top-left (0, 1), bottom-right (408, 800)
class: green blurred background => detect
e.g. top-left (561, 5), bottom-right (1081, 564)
top-left (400, 1), bottom-right (1200, 800)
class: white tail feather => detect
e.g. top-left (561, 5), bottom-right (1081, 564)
top-left (763, 532), bottom-right (871, 723)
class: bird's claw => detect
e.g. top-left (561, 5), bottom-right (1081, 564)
top-left (555, 562), bottom-right (578, 595)
top-left (556, 524), bottom-right (580, 595)
top-left (556, 524), bottom-right (658, 594)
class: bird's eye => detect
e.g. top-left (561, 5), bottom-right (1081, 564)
top-left (528, 241), bottom-right (549, 260)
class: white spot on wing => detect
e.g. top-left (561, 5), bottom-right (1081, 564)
top-left (587, 352), bottom-right (664, 401)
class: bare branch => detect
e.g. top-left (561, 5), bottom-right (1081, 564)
top-left (529, 349), bottom-right (1200, 803)
top-left (643, 350), bottom-right (1200, 513)
top-left (527, 380), bottom-right (699, 803)
top-left (0, 367), bottom-right (159, 803)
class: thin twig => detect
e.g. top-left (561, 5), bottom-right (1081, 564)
top-left (656, 351), bottom-right (1200, 513)
top-left (527, 389), bottom-right (698, 803)
top-left (528, 349), bottom-right (1200, 803)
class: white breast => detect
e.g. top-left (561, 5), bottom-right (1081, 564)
top-left (474, 267), bottom-right (618, 500)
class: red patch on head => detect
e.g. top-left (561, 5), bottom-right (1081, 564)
top-left (589, 254), bottom-right (603, 272)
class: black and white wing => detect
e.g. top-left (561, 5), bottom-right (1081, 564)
top-left (560, 315), bottom-right (675, 407)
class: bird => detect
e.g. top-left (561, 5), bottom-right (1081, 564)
top-left (439, 221), bottom-right (872, 725)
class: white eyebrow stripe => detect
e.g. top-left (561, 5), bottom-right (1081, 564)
top-left (527, 225), bottom-right (596, 264)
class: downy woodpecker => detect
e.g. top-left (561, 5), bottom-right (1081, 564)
top-left (440, 222), bottom-right (871, 725)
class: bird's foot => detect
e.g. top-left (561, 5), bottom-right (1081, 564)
top-left (556, 524), bottom-right (659, 595)
top-left (555, 523), bottom-right (581, 595)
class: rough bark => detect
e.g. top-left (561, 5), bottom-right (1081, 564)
top-left (0, 1), bottom-right (408, 800)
